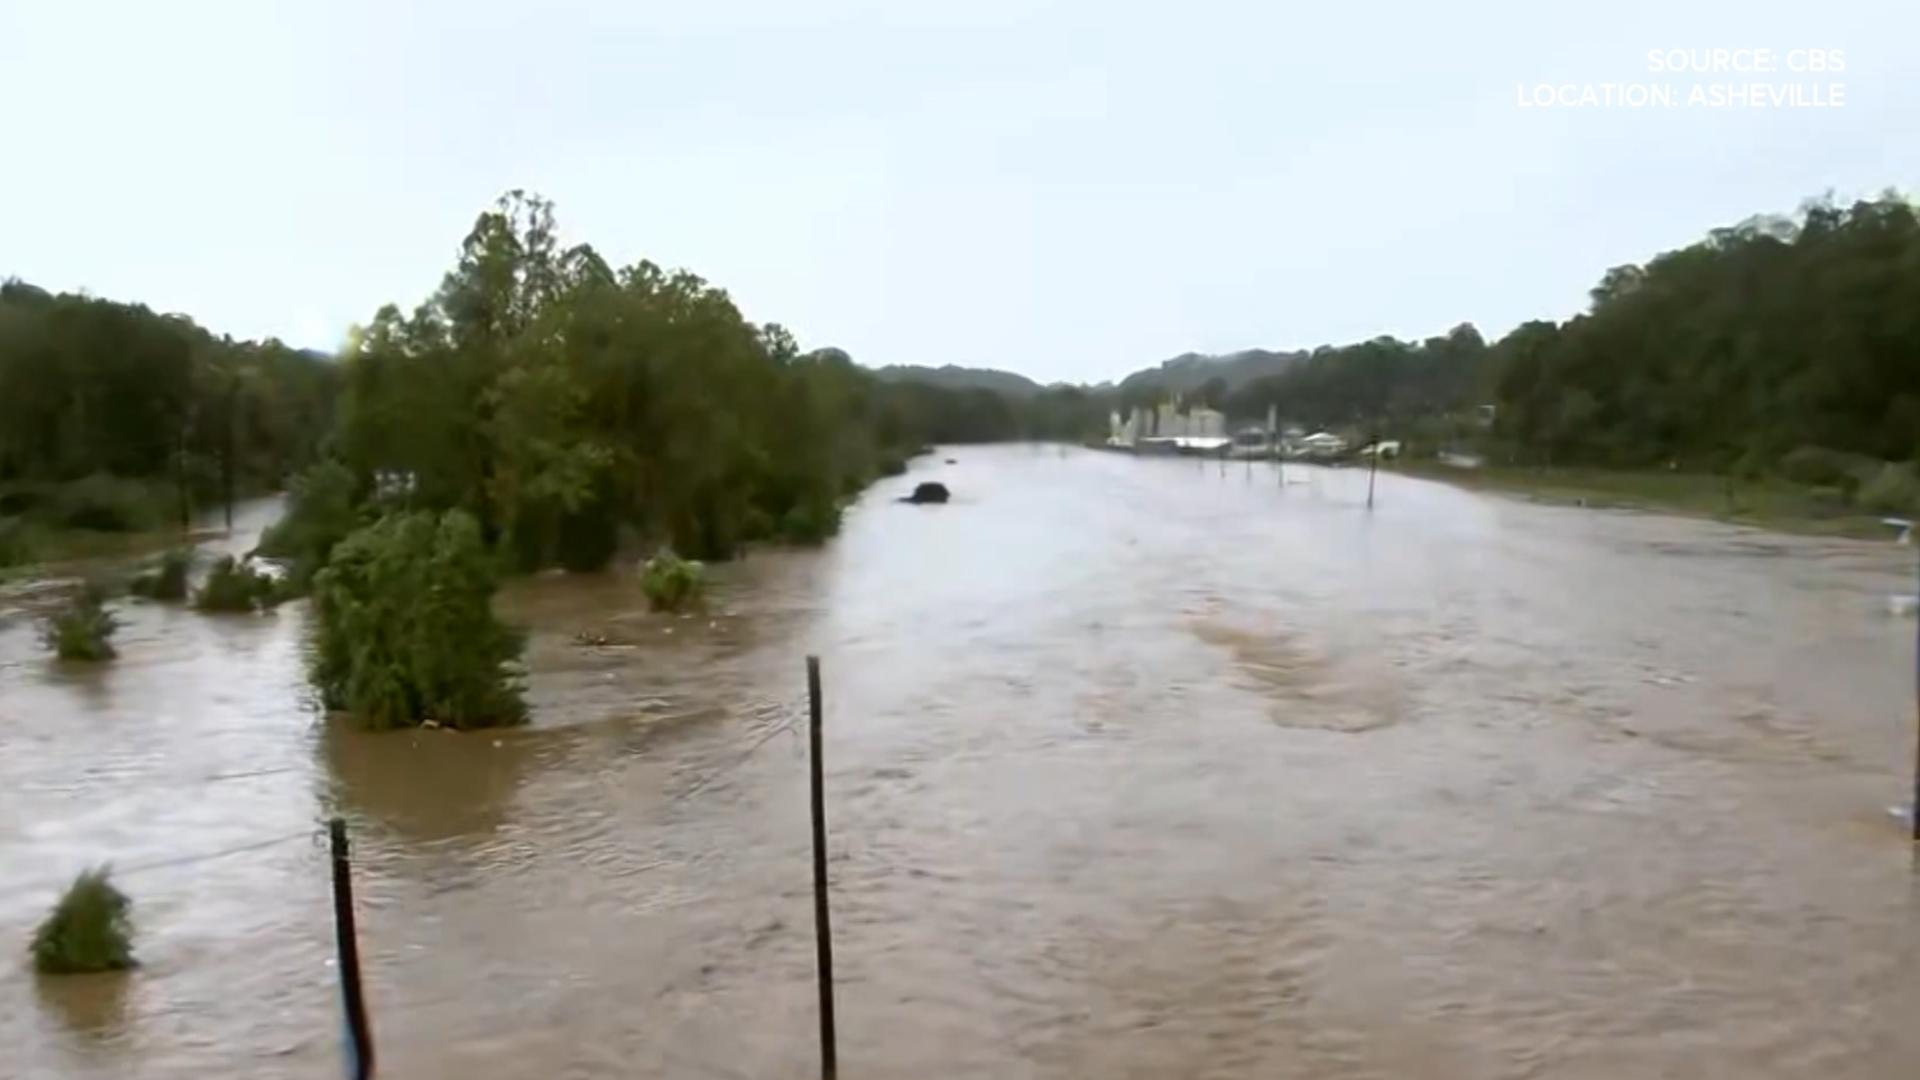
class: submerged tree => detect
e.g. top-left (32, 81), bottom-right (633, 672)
top-left (128, 549), bottom-right (190, 601)
top-left (32, 867), bottom-right (135, 974)
top-left (42, 583), bottom-right (117, 661)
top-left (253, 459), bottom-right (361, 591)
top-left (193, 555), bottom-right (280, 612)
top-left (310, 510), bottom-right (525, 730)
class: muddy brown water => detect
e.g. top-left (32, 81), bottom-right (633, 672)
top-left (3, 446), bottom-right (1917, 1078)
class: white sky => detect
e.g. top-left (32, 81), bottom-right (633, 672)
top-left (2, 1), bottom-right (1914, 383)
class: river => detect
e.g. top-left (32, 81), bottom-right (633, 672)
top-left (3, 445), bottom-right (1917, 1078)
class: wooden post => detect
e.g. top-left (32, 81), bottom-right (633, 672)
top-left (806, 657), bottom-right (839, 1078)
top-left (330, 818), bottom-right (375, 1080)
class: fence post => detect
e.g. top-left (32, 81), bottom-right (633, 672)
top-left (330, 817), bottom-right (375, 1080)
top-left (806, 657), bottom-right (839, 1078)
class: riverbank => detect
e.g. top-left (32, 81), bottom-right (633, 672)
top-left (1398, 460), bottom-right (1898, 539)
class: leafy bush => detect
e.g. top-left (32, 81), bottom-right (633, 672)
top-left (311, 510), bottom-right (525, 730)
top-left (0, 516), bottom-right (33, 569)
top-left (1778, 446), bottom-right (1878, 492)
top-left (32, 867), bottom-right (135, 974)
top-left (43, 584), bottom-right (117, 661)
top-left (640, 550), bottom-right (705, 612)
top-left (1857, 462), bottom-right (1920, 515)
top-left (254, 460), bottom-right (359, 591)
top-left (129, 549), bottom-right (191, 601)
top-left (54, 473), bottom-right (166, 532)
top-left (194, 555), bottom-right (279, 612)
top-left (776, 499), bottom-right (842, 544)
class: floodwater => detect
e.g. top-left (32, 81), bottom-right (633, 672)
top-left (3, 446), bottom-right (1917, 1079)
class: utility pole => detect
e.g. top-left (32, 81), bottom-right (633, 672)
top-left (223, 374), bottom-right (238, 532)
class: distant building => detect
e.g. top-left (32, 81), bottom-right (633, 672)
top-left (1109, 397), bottom-right (1225, 447)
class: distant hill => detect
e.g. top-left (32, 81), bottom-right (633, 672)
top-left (872, 364), bottom-right (1044, 398)
top-left (1116, 348), bottom-right (1307, 398)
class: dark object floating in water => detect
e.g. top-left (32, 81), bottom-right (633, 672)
top-left (902, 482), bottom-right (950, 505)
top-left (944, 458), bottom-right (957, 464)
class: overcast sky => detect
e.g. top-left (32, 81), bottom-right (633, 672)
top-left (2, 1), bottom-right (1914, 383)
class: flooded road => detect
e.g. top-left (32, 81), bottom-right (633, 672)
top-left (3, 446), bottom-right (1917, 1078)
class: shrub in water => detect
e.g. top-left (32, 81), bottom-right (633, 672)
top-left (32, 867), bottom-right (135, 974)
top-left (43, 584), bottom-right (117, 661)
top-left (129, 549), bottom-right (191, 601)
top-left (641, 549), bottom-right (705, 612)
top-left (194, 555), bottom-right (278, 612)
top-left (1857, 462), bottom-right (1920, 515)
top-left (777, 498), bottom-right (842, 544)
top-left (254, 460), bottom-right (360, 592)
top-left (311, 510), bottom-right (525, 730)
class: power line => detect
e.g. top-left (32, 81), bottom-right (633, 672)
top-left (2, 826), bottom-right (316, 904)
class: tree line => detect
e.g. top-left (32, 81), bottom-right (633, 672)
top-left (0, 282), bottom-right (337, 531)
top-left (1147, 193), bottom-right (1920, 497)
top-left (321, 190), bottom-right (1050, 567)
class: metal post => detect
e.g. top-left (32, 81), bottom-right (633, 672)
top-left (329, 817), bottom-right (375, 1080)
top-left (806, 657), bottom-right (839, 1078)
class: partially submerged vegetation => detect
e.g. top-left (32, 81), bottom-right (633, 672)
top-left (32, 867), bottom-right (135, 974)
top-left (194, 556), bottom-right (281, 612)
top-left (128, 549), bottom-right (190, 601)
top-left (311, 510), bottom-right (525, 730)
top-left (42, 584), bottom-right (118, 661)
top-left (253, 460), bottom-right (360, 592)
top-left (640, 550), bottom-right (706, 612)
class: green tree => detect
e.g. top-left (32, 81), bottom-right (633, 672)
top-left (310, 510), bottom-right (525, 730)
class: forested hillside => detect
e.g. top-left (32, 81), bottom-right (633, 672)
top-left (0, 283), bottom-right (336, 530)
top-left (1490, 195), bottom-right (1920, 470)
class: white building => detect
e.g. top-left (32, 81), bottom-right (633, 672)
top-left (1109, 397), bottom-right (1226, 447)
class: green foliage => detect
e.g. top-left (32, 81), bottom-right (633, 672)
top-left (326, 192), bottom-right (1071, 571)
top-left (32, 867), bottom-right (134, 974)
top-left (194, 555), bottom-right (279, 612)
top-left (640, 550), bottom-right (705, 612)
top-left (776, 499), bottom-right (842, 544)
top-left (42, 583), bottom-right (117, 661)
top-left (1856, 463), bottom-right (1920, 515)
top-left (311, 510), bottom-right (525, 730)
top-left (254, 460), bottom-right (360, 590)
top-left (129, 549), bottom-right (190, 600)
top-left (0, 282), bottom-right (336, 522)
top-left (1778, 446), bottom-right (1862, 488)
top-left (52, 473), bottom-right (168, 532)
top-left (1490, 196), bottom-right (1920, 468)
top-left (0, 516), bottom-right (33, 568)
top-left (1220, 324), bottom-right (1491, 434)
